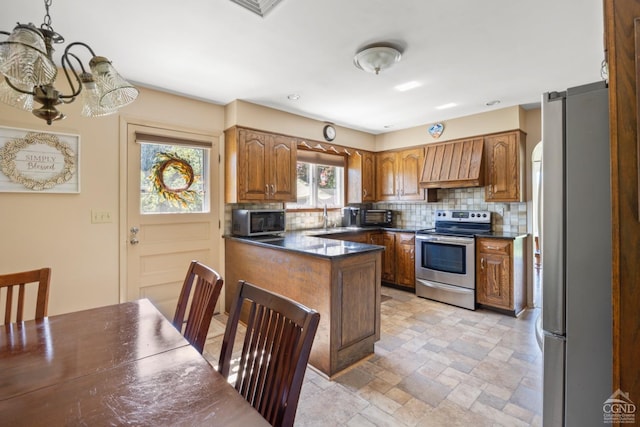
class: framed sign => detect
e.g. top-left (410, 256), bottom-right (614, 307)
top-left (0, 126), bottom-right (80, 193)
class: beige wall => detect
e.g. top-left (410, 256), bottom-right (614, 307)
top-left (225, 100), bottom-right (376, 150)
top-left (0, 82), bottom-right (224, 316)
top-left (522, 107), bottom-right (542, 202)
top-left (374, 106), bottom-right (523, 151)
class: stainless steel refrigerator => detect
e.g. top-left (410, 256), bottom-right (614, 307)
top-left (541, 80), bottom-right (612, 426)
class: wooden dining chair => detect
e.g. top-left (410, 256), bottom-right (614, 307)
top-left (218, 280), bottom-right (320, 427)
top-left (0, 267), bottom-right (51, 324)
top-left (172, 260), bottom-right (224, 354)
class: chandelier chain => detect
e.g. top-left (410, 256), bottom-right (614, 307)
top-left (42, 0), bottom-right (53, 30)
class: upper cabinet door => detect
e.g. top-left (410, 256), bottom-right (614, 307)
top-left (361, 151), bottom-right (376, 202)
top-left (376, 151), bottom-right (398, 201)
top-left (225, 127), bottom-right (297, 203)
top-left (268, 135), bottom-right (297, 202)
top-left (376, 148), bottom-right (425, 201)
top-left (238, 129), bottom-right (270, 201)
top-left (484, 131), bottom-right (525, 202)
top-left (398, 147), bottom-right (424, 200)
top-left (347, 150), bottom-right (376, 204)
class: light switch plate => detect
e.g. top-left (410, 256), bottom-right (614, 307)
top-left (91, 210), bottom-right (113, 224)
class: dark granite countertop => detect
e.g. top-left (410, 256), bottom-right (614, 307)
top-left (224, 231), bottom-right (385, 259)
top-left (304, 226), bottom-right (420, 236)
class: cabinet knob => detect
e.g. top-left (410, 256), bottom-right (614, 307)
top-left (481, 257), bottom-right (485, 270)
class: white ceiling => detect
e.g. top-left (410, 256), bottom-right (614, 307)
top-left (3, 0), bottom-right (605, 134)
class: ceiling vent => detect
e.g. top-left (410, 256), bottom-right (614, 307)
top-left (230, 0), bottom-right (283, 16)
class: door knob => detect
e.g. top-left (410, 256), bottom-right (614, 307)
top-left (129, 226), bottom-right (139, 245)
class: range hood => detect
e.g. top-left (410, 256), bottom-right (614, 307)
top-left (419, 138), bottom-right (484, 188)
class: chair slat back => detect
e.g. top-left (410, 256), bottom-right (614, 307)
top-left (219, 281), bottom-right (320, 427)
top-left (0, 268), bottom-right (51, 324)
top-left (172, 261), bottom-right (223, 354)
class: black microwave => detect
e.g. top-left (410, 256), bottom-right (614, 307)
top-left (232, 209), bottom-right (286, 236)
top-left (361, 209), bottom-right (393, 227)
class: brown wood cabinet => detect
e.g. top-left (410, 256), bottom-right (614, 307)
top-left (330, 230), bottom-right (415, 291)
top-left (225, 238), bottom-right (381, 378)
top-left (380, 232), bottom-right (396, 283)
top-left (394, 232), bottom-right (416, 290)
top-left (368, 231), bottom-right (383, 246)
top-left (476, 236), bottom-right (526, 316)
top-left (484, 130), bottom-right (525, 202)
top-left (347, 150), bottom-right (376, 203)
top-left (376, 231), bottom-right (415, 290)
top-left (224, 127), bottom-right (297, 203)
top-left (376, 148), bottom-right (425, 201)
top-left (325, 230), bottom-right (380, 245)
top-left (605, 0), bottom-right (640, 404)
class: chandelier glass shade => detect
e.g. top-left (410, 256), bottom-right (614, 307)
top-left (0, 77), bottom-right (34, 111)
top-left (0, 0), bottom-right (138, 124)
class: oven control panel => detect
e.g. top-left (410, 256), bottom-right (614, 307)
top-left (435, 210), bottom-right (491, 223)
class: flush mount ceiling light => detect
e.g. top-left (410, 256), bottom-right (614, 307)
top-left (230, 0), bottom-right (284, 17)
top-left (0, 0), bottom-right (138, 125)
top-left (354, 45), bottom-right (402, 75)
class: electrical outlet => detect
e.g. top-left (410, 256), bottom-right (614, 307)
top-left (91, 210), bottom-right (113, 224)
top-left (496, 207), bottom-right (505, 217)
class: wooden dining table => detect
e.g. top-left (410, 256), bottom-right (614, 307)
top-left (0, 299), bottom-right (270, 426)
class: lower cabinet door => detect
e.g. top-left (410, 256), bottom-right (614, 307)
top-left (395, 233), bottom-right (415, 289)
top-left (381, 232), bottom-right (396, 282)
top-left (477, 251), bottom-right (511, 309)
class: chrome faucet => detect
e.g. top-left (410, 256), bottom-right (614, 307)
top-left (323, 204), bottom-right (328, 229)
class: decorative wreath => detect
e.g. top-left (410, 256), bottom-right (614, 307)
top-left (0, 132), bottom-right (76, 191)
top-left (149, 152), bottom-right (197, 207)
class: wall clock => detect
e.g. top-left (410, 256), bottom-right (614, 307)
top-left (323, 124), bottom-right (336, 141)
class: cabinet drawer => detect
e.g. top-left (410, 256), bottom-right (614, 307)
top-left (397, 233), bottom-right (415, 245)
top-left (477, 238), bottom-right (511, 255)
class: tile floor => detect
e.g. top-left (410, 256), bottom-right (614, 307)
top-left (204, 286), bottom-right (542, 427)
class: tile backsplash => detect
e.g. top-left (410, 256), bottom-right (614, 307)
top-left (225, 187), bottom-right (527, 235)
top-left (376, 187), bottom-right (528, 234)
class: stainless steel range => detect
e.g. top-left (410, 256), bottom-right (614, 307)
top-left (415, 210), bottom-right (491, 310)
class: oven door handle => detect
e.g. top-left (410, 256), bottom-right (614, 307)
top-left (416, 235), bottom-right (474, 245)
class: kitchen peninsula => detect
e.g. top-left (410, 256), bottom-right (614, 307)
top-left (224, 231), bottom-right (384, 378)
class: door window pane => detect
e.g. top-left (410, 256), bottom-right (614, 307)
top-left (140, 142), bottom-right (210, 214)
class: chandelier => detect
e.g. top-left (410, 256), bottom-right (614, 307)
top-left (0, 0), bottom-right (138, 124)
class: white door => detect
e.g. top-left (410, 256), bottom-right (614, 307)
top-left (123, 123), bottom-right (221, 320)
